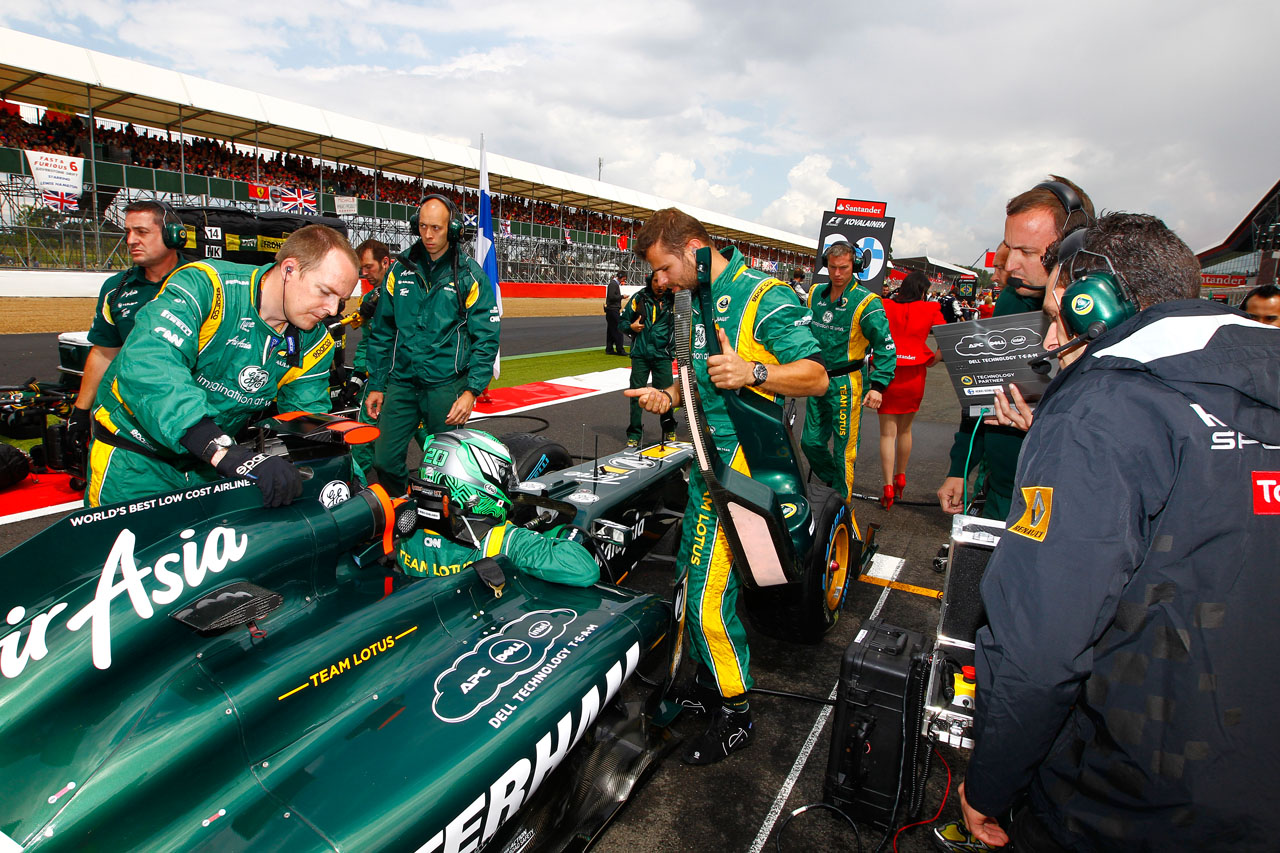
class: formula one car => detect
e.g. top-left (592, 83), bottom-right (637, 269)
top-left (0, 417), bottom-right (674, 852)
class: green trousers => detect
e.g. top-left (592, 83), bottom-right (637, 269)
top-left (800, 372), bottom-right (862, 501)
top-left (372, 375), bottom-right (465, 495)
top-left (677, 459), bottom-right (754, 699)
top-left (628, 355), bottom-right (676, 440)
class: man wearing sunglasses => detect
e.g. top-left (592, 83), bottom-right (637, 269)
top-left (957, 213), bottom-right (1280, 852)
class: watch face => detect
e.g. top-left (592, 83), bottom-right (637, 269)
top-left (214, 435), bottom-right (233, 448)
top-left (753, 363), bottom-right (768, 386)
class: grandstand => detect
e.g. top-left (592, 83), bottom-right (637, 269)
top-left (1195, 177), bottom-right (1280, 305)
top-left (0, 28), bottom-right (816, 288)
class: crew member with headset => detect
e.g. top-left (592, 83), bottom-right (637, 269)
top-left (800, 240), bottom-right (896, 504)
top-left (69, 201), bottom-right (185, 452)
top-left (936, 176), bottom-right (1094, 520)
top-left (952, 213), bottom-right (1280, 852)
top-left (363, 194), bottom-right (501, 495)
top-left (86, 224), bottom-right (359, 508)
top-left (626, 208), bottom-right (828, 765)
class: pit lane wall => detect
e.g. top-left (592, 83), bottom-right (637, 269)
top-left (0, 271), bottom-right (642, 300)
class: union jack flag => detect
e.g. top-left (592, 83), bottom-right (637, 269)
top-left (42, 190), bottom-right (79, 213)
top-left (501, 219), bottom-right (512, 236)
top-left (277, 187), bottom-right (316, 214)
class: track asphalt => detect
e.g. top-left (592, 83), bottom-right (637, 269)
top-left (0, 314), bottom-right (969, 853)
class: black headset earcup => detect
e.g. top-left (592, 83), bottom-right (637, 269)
top-left (1061, 273), bottom-right (1136, 338)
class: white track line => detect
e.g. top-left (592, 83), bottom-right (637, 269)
top-left (748, 554), bottom-right (905, 852)
top-left (0, 499), bottom-right (83, 527)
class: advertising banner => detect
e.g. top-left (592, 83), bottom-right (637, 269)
top-left (24, 150), bottom-right (84, 196)
top-left (814, 211), bottom-right (895, 294)
top-left (834, 198), bottom-right (887, 218)
top-left (334, 195), bottom-right (359, 216)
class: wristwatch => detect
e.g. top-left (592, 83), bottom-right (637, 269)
top-left (750, 362), bottom-right (768, 387)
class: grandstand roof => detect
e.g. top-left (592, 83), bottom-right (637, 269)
top-left (1195, 176), bottom-right (1280, 266)
top-left (0, 27), bottom-right (816, 254)
top-left (891, 255), bottom-right (978, 280)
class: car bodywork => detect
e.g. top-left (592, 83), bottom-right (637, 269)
top-left (0, 437), bottom-right (672, 852)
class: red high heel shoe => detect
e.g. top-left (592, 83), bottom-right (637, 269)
top-left (893, 473), bottom-right (906, 500)
top-left (880, 484), bottom-right (895, 509)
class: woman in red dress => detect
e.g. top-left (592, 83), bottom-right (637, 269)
top-left (877, 271), bottom-right (945, 508)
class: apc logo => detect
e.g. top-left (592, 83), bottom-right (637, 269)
top-left (432, 609), bottom-right (576, 723)
top-left (237, 366), bottom-right (270, 393)
top-left (1071, 294), bottom-right (1094, 315)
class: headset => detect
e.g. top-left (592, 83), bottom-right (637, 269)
top-left (409, 193), bottom-right (463, 244)
top-left (1034, 179), bottom-right (1092, 273)
top-left (821, 240), bottom-right (871, 275)
top-left (156, 202), bottom-right (186, 250)
top-left (1027, 226), bottom-right (1138, 373)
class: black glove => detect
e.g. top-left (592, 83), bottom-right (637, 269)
top-left (214, 446), bottom-right (303, 508)
top-left (67, 407), bottom-right (90, 453)
top-left (337, 373), bottom-right (365, 410)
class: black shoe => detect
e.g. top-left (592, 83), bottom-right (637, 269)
top-left (667, 680), bottom-right (716, 715)
top-left (681, 705), bottom-right (753, 765)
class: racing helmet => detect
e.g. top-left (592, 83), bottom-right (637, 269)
top-left (412, 429), bottom-right (517, 544)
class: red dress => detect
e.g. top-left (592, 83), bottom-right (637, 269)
top-left (880, 298), bottom-right (944, 414)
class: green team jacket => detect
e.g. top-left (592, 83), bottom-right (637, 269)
top-left (94, 260), bottom-right (336, 456)
top-left (619, 283), bottom-right (674, 360)
top-left (350, 285), bottom-right (381, 376)
top-left (946, 285), bottom-right (1044, 487)
top-left (692, 247), bottom-right (823, 451)
top-left (397, 521), bottom-right (600, 587)
top-left (364, 242), bottom-right (500, 395)
top-left (88, 265), bottom-right (167, 348)
top-left (806, 281), bottom-right (897, 392)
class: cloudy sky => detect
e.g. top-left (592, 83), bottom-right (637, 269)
top-left (2, 1), bottom-right (1276, 262)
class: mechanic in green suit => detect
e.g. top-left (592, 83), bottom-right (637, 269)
top-left (68, 201), bottom-right (184, 452)
top-left (396, 430), bottom-right (599, 587)
top-left (363, 195), bottom-right (500, 495)
top-left (628, 208), bottom-right (828, 765)
top-left (936, 175), bottom-right (1094, 521)
top-left (342, 238), bottom-right (391, 486)
top-left (620, 272), bottom-right (677, 447)
top-left (86, 224), bottom-right (359, 508)
top-left (800, 241), bottom-right (896, 503)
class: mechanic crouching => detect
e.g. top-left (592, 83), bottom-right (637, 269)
top-left (398, 430), bottom-right (599, 587)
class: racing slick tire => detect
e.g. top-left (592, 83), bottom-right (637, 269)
top-left (0, 442), bottom-right (30, 490)
top-left (502, 432), bottom-right (573, 481)
top-left (743, 483), bottom-right (859, 645)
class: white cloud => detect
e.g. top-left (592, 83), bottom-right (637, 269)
top-left (0, 1), bottom-right (1276, 262)
top-left (761, 155), bottom-right (850, 233)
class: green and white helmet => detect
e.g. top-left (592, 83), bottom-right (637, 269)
top-left (417, 429), bottom-right (517, 541)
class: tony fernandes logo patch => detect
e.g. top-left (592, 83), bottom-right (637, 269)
top-left (1253, 472), bottom-right (1280, 514)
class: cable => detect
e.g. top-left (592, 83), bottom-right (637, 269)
top-left (892, 748), bottom-right (951, 852)
top-left (748, 686), bottom-right (836, 707)
top-left (467, 414), bottom-right (550, 434)
top-left (960, 415), bottom-right (982, 510)
top-left (775, 802), bottom-right (862, 853)
top-left (846, 491), bottom-right (939, 509)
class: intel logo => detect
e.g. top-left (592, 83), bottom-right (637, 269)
top-left (528, 620), bottom-right (552, 639)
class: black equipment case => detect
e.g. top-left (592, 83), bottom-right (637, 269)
top-left (824, 620), bottom-right (926, 827)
